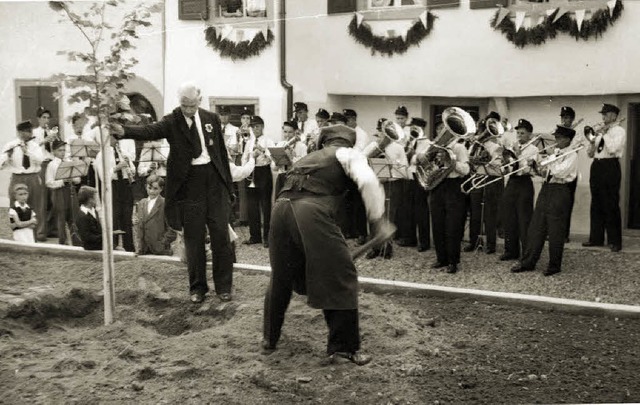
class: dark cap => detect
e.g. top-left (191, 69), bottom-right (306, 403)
top-left (342, 109), bottom-right (357, 118)
top-left (51, 139), bottom-right (67, 151)
top-left (240, 108), bottom-right (251, 117)
top-left (394, 105), bottom-right (408, 117)
top-left (486, 111), bottom-right (501, 121)
top-left (553, 125), bottom-right (576, 140)
top-left (514, 118), bottom-right (533, 133)
top-left (16, 120), bottom-right (33, 132)
top-left (294, 102), bottom-right (308, 112)
top-left (37, 106), bottom-right (51, 118)
top-left (315, 108), bottom-right (330, 119)
top-left (218, 105), bottom-right (230, 115)
top-left (317, 124), bottom-right (356, 150)
top-left (560, 106), bottom-right (575, 118)
top-left (283, 121), bottom-right (296, 129)
top-left (599, 103), bottom-right (620, 115)
top-left (376, 117), bottom-right (387, 131)
top-left (329, 112), bottom-right (346, 124)
top-left (411, 117), bottom-right (427, 128)
top-left (250, 116), bottom-right (264, 126)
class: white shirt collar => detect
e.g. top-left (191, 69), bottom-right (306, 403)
top-left (80, 205), bottom-right (96, 217)
top-left (14, 201), bottom-right (30, 209)
top-left (184, 110), bottom-right (200, 125)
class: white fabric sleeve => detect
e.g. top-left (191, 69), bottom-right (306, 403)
top-left (335, 147), bottom-right (385, 221)
top-left (453, 143), bottom-right (470, 176)
top-left (549, 149), bottom-right (578, 179)
top-left (603, 126), bottom-right (626, 157)
top-left (45, 160), bottom-right (64, 189)
top-left (230, 156), bottom-right (256, 182)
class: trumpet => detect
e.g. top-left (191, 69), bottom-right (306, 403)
top-left (284, 133), bottom-right (301, 149)
top-left (583, 118), bottom-right (626, 143)
top-left (114, 142), bottom-right (135, 183)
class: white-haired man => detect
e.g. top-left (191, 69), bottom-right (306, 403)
top-left (111, 83), bottom-right (235, 303)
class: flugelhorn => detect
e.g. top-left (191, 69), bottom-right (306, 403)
top-left (415, 107), bottom-right (475, 191)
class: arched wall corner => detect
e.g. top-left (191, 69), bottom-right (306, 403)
top-left (124, 76), bottom-right (163, 118)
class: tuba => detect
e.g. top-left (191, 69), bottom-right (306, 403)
top-left (366, 120), bottom-right (400, 158)
top-left (415, 107), bottom-right (476, 191)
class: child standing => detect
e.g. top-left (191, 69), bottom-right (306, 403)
top-left (134, 174), bottom-right (176, 255)
top-left (8, 183), bottom-right (37, 243)
top-left (76, 186), bottom-right (102, 250)
top-left (46, 140), bottom-right (81, 245)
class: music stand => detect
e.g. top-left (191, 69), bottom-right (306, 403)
top-left (139, 141), bottom-right (169, 163)
top-left (54, 160), bottom-right (90, 181)
top-left (267, 147), bottom-right (292, 168)
top-left (69, 139), bottom-right (100, 160)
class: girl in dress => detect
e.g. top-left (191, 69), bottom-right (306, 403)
top-left (8, 183), bottom-right (37, 243)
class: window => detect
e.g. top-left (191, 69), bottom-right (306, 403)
top-left (178, 0), bottom-right (209, 20)
top-left (328, 0), bottom-right (357, 14)
top-left (214, 0), bottom-right (267, 19)
top-left (470, 0), bottom-right (509, 9)
top-left (16, 81), bottom-right (60, 129)
top-left (367, 0), bottom-right (424, 9)
top-left (209, 97), bottom-right (259, 127)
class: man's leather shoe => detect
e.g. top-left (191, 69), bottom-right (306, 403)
top-left (356, 236), bottom-right (367, 246)
top-left (582, 241), bottom-right (603, 247)
top-left (397, 239), bottom-right (417, 247)
top-left (261, 340), bottom-right (276, 354)
top-left (218, 293), bottom-right (232, 302)
top-left (431, 261), bottom-right (448, 269)
top-left (417, 245), bottom-right (430, 252)
top-left (499, 254), bottom-right (518, 261)
top-left (366, 249), bottom-right (380, 260)
top-left (243, 239), bottom-right (261, 245)
top-left (543, 267), bottom-right (561, 277)
top-left (462, 244), bottom-right (475, 253)
top-left (511, 263), bottom-right (535, 273)
top-left (262, 241), bottom-right (269, 248)
top-left (485, 248), bottom-right (496, 255)
top-left (190, 292), bottom-right (205, 303)
top-left (446, 264), bottom-right (458, 274)
top-left (610, 245), bottom-right (621, 252)
top-left (330, 351), bottom-right (372, 366)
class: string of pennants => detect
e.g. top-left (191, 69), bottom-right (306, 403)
top-left (204, 22), bottom-right (274, 60)
top-left (491, 0), bottom-right (624, 47)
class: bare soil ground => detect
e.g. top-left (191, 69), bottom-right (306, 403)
top-left (1, 252), bottom-right (639, 404)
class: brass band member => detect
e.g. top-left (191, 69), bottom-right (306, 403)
top-left (560, 106), bottom-right (578, 242)
top-left (306, 108), bottom-right (330, 153)
top-left (363, 118), bottom-right (409, 259)
top-left (500, 119), bottom-right (538, 261)
top-left (344, 109), bottom-right (369, 245)
top-left (273, 121), bottom-right (307, 195)
top-left (263, 124), bottom-right (386, 365)
top-left (393, 105), bottom-right (410, 146)
top-left (245, 115), bottom-right (275, 248)
top-left (582, 103), bottom-right (626, 252)
top-left (219, 106), bottom-right (239, 160)
top-left (420, 128), bottom-right (470, 274)
top-left (1, 120), bottom-right (45, 241)
top-left (464, 119), bottom-right (504, 254)
top-left (511, 125), bottom-right (579, 276)
top-left (399, 117), bottom-right (431, 251)
top-left (292, 102), bottom-right (319, 145)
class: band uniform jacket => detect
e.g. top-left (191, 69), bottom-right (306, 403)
top-left (122, 107), bottom-right (234, 230)
top-left (136, 196), bottom-right (176, 255)
top-left (77, 209), bottom-right (102, 250)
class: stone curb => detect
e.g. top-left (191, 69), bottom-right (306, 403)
top-left (2, 240), bottom-right (639, 319)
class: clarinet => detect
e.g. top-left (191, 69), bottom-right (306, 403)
top-left (114, 142), bottom-right (135, 183)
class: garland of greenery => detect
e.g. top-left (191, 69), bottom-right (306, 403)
top-left (204, 26), bottom-right (274, 61)
top-left (491, 0), bottom-right (623, 48)
top-left (348, 12), bottom-right (435, 57)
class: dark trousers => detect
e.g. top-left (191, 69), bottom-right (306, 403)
top-left (351, 190), bottom-right (368, 239)
top-left (263, 199), bottom-right (360, 353)
top-left (112, 178), bottom-right (134, 252)
top-left (588, 158), bottom-right (622, 247)
top-left (40, 160), bottom-right (57, 239)
top-left (50, 185), bottom-right (73, 245)
top-left (566, 178), bottom-right (577, 239)
top-left (183, 164), bottom-right (233, 295)
top-left (396, 179), bottom-right (416, 244)
top-left (430, 177), bottom-right (466, 265)
top-left (398, 178), bottom-right (430, 248)
top-left (468, 177), bottom-right (503, 250)
top-left (522, 183), bottom-right (570, 271)
top-left (247, 165), bottom-right (273, 242)
top-left (9, 172), bottom-right (45, 241)
top-left (502, 176), bottom-right (534, 258)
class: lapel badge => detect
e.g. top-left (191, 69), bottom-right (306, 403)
top-left (204, 123), bottom-right (213, 133)
top-left (209, 139), bottom-right (214, 146)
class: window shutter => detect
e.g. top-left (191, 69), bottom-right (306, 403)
top-left (328, 0), bottom-right (357, 14)
top-left (470, 0), bottom-right (509, 10)
top-left (427, 0), bottom-right (460, 9)
top-left (179, 0), bottom-right (208, 20)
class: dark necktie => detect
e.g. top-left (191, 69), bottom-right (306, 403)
top-left (114, 152), bottom-right (124, 181)
top-left (189, 118), bottom-right (202, 158)
top-left (597, 136), bottom-right (605, 154)
top-left (22, 147), bottom-right (30, 170)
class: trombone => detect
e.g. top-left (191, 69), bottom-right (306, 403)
top-left (583, 117), bottom-right (626, 143)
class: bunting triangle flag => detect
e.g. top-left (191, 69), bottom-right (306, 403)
top-left (356, 12), bottom-right (364, 27)
top-left (495, 6), bottom-right (511, 26)
top-left (606, 0), bottom-right (617, 17)
top-left (545, 8), bottom-right (556, 16)
top-left (575, 9), bottom-right (586, 31)
top-left (419, 10), bottom-right (427, 27)
top-left (529, 10), bottom-right (541, 26)
top-left (261, 23), bottom-right (270, 39)
top-left (515, 11), bottom-right (526, 31)
top-left (220, 24), bottom-right (233, 41)
top-left (553, 7), bottom-right (568, 23)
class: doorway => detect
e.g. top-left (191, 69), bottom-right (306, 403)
top-left (627, 103), bottom-right (640, 229)
top-left (17, 83), bottom-right (59, 127)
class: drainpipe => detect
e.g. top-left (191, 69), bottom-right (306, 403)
top-left (279, 0), bottom-right (293, 119)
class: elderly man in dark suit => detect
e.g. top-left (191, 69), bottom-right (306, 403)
top-left (110, 83), bottom-right (234, 303)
